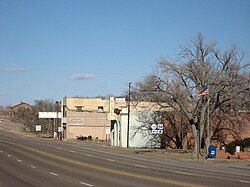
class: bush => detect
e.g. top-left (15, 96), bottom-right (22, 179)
top-left (225, 138), bottom-right (250, 154)
top-left (226, 146), bottom-right (236, 155)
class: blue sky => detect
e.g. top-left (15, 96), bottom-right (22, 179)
top-left (0, 0), bottom-right (250, 106)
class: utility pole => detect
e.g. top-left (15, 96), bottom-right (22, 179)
top-left (127, 82), bottom-right (131, 148)
top-left (55, 101), bottom-right (60, 139)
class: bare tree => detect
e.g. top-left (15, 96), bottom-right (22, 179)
top-left (133, 34), bottom-right (250, 153)
top-left (11, 99), bottom-right (58, 134)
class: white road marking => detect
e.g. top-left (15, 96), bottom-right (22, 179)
top-left (49, 172), bottom-right (59, 176)
top-left (86, 154), bottom-right (93, 157)
top-left (134, 164), bottom-right (147, 168)
top-left (80, 182), bottom-right (94, 186)
top-left (7, 154), bottom-right (11, 157)
top-left (70, 150), bottom-right (75, 153)
top-left (56, 147), bottom-right (62, 150)
top-left (174, 171), bottom-right (194, 176)
top-left (238, 180), bottom-right (250, 184)
top-left (0, 150), bottom-right (3, 153)
top-left (17, 159), bottom-right (22, 163)
top-left (30, 165), bottom-right (36, 169)
top-left (69, 144), bottom-right (250, 178)
top-left (106, 159), bottom-right (115, 162)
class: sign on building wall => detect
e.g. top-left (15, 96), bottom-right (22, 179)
top-left (68, 118), bottom-right (84, 125)
top-left (115, 98), bottom-right (126, 104)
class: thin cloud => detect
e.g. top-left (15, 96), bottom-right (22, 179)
top-left (70, 73), bottom-right (93, 80)
top-left (0, 92), bottom-right (7, 96)
top-left (3, 67), bottom-right (27, 73)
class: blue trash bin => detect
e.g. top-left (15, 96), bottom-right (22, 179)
top-left (208, 145), bottom-right (217, 158)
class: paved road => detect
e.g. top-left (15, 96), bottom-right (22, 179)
top-left (0, 126), bottom-right (250, 187)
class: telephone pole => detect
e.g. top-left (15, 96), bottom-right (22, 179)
top-left (127, 82), bottom-right (131, 148)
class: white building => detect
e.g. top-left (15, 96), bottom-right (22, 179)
top-left (111, 105), bottom-right (161, 148)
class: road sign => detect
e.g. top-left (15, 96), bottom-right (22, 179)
top-left (151, 124), bottom-right (164, 134)
top-left (158, 124), bottom-right (163, 130)
top-left (58, 127), bottom-right (63, 132)
top-left (35, 125), bottom-right (41, 132)
top-left (152, 130), bottom-right (158, 134)
top-left (151, 124), bottom-right (157, 130)
top-left (157, 130), bottom-right (163, 134)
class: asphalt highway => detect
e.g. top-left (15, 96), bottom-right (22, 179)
top-left (0, 126), bottom-right (250, 187)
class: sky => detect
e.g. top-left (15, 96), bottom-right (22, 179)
top-left (0, 0), bottom-right (250, 106)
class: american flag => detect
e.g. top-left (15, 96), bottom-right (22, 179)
top-left (195, 85), bottom-right (209, 96)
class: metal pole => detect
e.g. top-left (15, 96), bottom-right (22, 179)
top-left (206, 84), bottom-right (210, 153)
top-left (55, 101), bottom-right (59, 139)
top-left (197, 129), bottom-right (200, 161)
top-left (127, 82), bottom-right (131, 148)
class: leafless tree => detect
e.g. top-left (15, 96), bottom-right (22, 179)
top-left (133, 34), bottom-right (250, 153)
top-left (11, 99), bottom-right (58, 134)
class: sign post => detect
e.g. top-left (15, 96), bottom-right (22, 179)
top-left (38, 112), bottom-right (62, 139)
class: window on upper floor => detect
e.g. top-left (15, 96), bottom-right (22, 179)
top-left (98, 106), bottom-right (104, 112)
top-left (75, 106), bottom-right (83, 111)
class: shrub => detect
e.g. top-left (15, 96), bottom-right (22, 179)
top-left (225, 138), bottom-right (250, 154)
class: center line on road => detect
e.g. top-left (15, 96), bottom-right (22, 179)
top-left (49, 172), bottom-right (59, 176)
top-left (70, 150), bottom-right (75, 153)
top-left (56, 147), bottom-right (62, 150)
top-left (86, 154), bottom-right (93, 157)
top-left (30, 165), bottom-right (36, 169)
top-left (7, 154), bottom-right (11, 157)
top-left (134, 164), bottom-right (148, 168)
top-left (80, 182), bottom-right (94, 186)
top-left (17, 159), bottom-right (22, 163)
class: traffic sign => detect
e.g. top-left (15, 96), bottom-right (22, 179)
top-left (158, 124), bottom-right (164, 130)
top-left (151, 124), bottom-right (157, 130)
top-left (151, 123), bottom-right (164, 134)
top-left (152, 130), bottom-right (158, 134)
top-left (35, 125), bottom-right (41, 132)
top-left (158, 130), bottom-right (163, 134)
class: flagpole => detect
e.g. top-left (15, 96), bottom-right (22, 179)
top-left (207, 84), bottom-right (210, 153)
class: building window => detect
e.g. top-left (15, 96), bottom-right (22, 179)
top-left (98, 106), bottom-right (104, 112)
top-left (75, 106), bottom-right (83, 111)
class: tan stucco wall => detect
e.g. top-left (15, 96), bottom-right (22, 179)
top-left (66, 110), bottom-right (110, 139)
top-left (65, 98), bottom-right (110, 112)
top-left (66, 126), bottom-right (108, 140)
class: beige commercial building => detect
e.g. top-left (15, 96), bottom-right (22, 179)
top-left (61, 97), bottom-right (126, 140)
